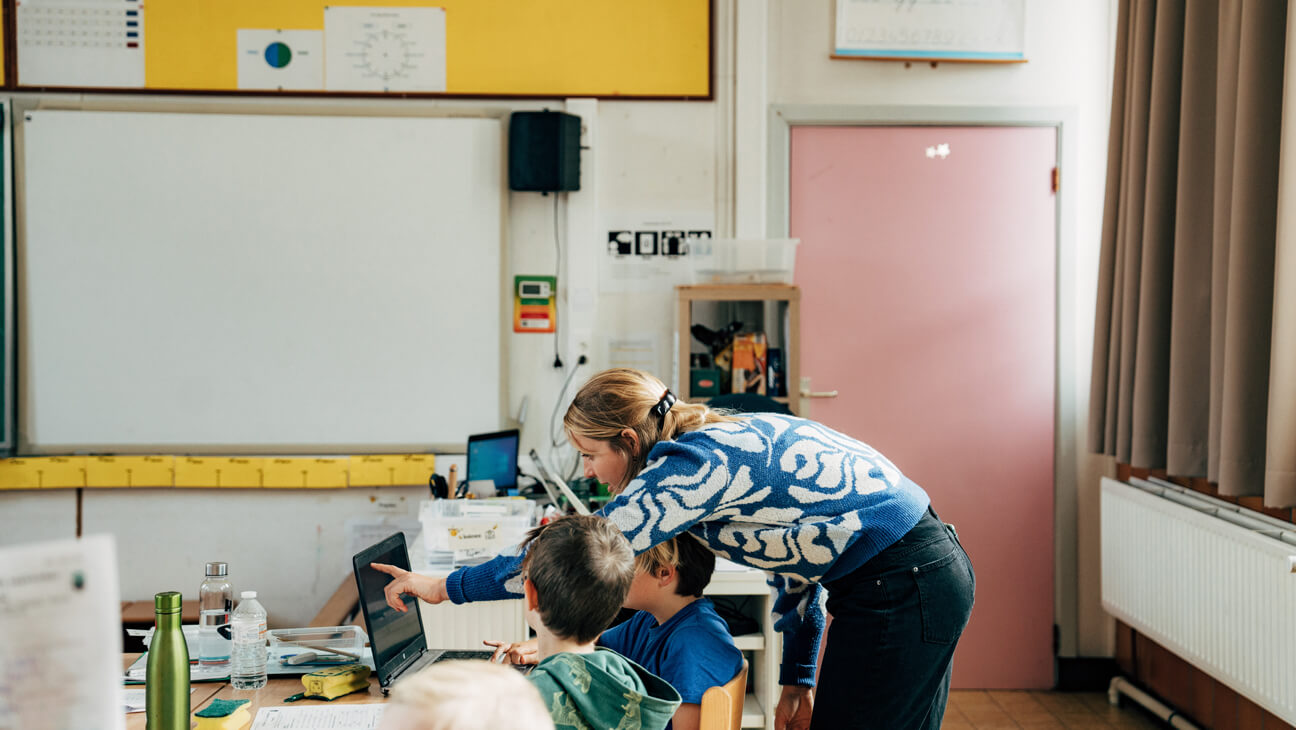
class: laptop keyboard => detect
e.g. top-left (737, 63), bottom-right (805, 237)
top-left (436, 650), bottom-right (494, 662)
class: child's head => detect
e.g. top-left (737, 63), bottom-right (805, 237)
top-left (520, 514), bottom-right (635, 643)
top-left (379, 659), bottom-right (554, 730)
top-left (629, 532), bottom-right (716, 602)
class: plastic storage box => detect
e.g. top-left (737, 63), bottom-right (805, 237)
top-left (267, 625), bottom-right (366, 664)
top-left (420, 498), bottom-right (539, 569)
top-left (692, 238), bottom-right (799, 284)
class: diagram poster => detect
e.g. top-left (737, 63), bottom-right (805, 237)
top-left (324, 6), bottom-right (446, 92)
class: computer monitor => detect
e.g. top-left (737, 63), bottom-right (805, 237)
top-left (465, 429), bottom-right (520, 495)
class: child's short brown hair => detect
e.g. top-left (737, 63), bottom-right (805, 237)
top-left (520, 515), bottom-right (635, 643)
top-left (633, 532), bottom-right (716, 598)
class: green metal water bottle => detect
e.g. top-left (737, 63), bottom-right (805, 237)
top-left (146, 591), bottom-right (191, 730)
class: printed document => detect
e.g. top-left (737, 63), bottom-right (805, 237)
top-left (0, 534), bottom-right (124, 730)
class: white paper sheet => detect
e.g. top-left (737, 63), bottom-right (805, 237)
top-left (251, 704), bottom-right (386, 729)
top-left (238, 29), bottom-right (325, 90)
top-left (0, 535), bottom-right (124, 730)
top-left (324, 6), bottom-right (446, 92)
top-left (16, 0), bottom-right (144, 87)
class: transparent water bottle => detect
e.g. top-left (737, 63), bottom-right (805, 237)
top-left (230, 590), bottom-right (267, 690)
top-left (198, 562), bottom-right (233, 668)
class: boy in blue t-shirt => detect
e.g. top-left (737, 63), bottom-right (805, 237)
top-left (487, 533), bottom-right (744, 730)
top-left (599, 533), bottom-right (745, 730)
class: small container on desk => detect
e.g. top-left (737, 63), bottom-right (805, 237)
top-left (267, 625), bottom-right (366, 664)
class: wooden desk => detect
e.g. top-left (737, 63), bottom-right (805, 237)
top-left (205, 671), bottom-right (387, 713)
top-left (122, 654), bottom-right (386, 729)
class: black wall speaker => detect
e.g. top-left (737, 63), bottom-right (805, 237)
top-left (509, 111), bottom-right (581, 192)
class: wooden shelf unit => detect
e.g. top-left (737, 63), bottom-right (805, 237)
top-left (676, 284), bottom-right (800, 414)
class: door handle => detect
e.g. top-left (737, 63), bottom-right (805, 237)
top-left (799, 377), bottom-right (838, 399)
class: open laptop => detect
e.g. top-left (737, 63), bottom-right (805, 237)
top-left (352, 532), bottom-right (495, 694)
top-left (529, 448), bottom-right (592, 516)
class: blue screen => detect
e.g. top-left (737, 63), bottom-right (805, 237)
top-left (466, 431), bottom-right (519, 492)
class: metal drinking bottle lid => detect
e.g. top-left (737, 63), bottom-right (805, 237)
top-left (205, 561), bottom-right (228, 577)
top-left (146, 591), bottom-right (191, 730)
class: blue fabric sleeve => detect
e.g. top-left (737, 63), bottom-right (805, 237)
top-left (444, 552), bottom-right (525, 604)
top-left (769, 575), bottom-right (825, 687)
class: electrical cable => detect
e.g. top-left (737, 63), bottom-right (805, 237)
top-left (551, 192), bottom-right (563, 369)
top-left (548, 354), bottom-right (587, 450)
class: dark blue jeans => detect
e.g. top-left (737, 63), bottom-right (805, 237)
top-left (811, 508), bottom-right (976, 729)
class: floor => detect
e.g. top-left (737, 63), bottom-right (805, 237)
top-left (943, 691), bottom-right (1165, 729)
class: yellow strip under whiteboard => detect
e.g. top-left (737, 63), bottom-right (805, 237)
top-left (350, 454), bottom-right (435, 487)
top-left (85, 455), bottom-right (176, 488)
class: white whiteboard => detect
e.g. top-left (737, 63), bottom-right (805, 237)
top-left (834, 0), bottom-right (1026, 61)
top-left (18, 110), bottom-right (504, 453)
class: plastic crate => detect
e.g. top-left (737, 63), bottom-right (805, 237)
top-left (419, 498), bottom-right (539, 569)
top-left (692, 238), bottom-right (799, 284)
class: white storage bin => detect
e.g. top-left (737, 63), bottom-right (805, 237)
top-left (419, 498), bottom-right (539, 570)
top-left (692, 238), bottom-right (799, 284)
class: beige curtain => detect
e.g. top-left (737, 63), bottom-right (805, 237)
top-left (1089, 0), bottom-right (1292, 505)
top-left (1269, 6), bottom-right (1296, 507)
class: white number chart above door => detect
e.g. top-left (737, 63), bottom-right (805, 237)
top-left (833, 0), bottom-right (1026, 62)
top-left (602, 212), bottom-right (713, 294)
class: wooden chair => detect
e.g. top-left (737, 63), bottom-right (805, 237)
top-left (698, 658), bottom-right (749, 730)
top-left (309, 575), bottom-right (359, 627)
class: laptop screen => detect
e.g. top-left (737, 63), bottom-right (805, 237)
top-left (353, 533), bottom-right (427, 679)
top-left (467, 429), bottom-right (520, 494)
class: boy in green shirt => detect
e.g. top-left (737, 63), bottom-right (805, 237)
top-left (519, 515), bottom-right (680, 730)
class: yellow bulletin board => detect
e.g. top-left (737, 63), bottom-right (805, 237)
top-left (9, 0), bottom-right (710, 98)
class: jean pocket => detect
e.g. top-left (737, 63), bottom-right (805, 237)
top-left (914, 548), bottom-right (974, 645)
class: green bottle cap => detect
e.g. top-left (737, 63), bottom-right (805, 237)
top-left (154, 591), bottom-right (183, 613)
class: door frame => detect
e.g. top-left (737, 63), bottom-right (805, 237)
top-left (766, 104), bottom-right (1082, 663)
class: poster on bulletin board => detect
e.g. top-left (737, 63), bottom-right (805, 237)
top-left (833, 0), bottom-right (1026, 63)
top-left (11, 0), bottom-right (711, 97)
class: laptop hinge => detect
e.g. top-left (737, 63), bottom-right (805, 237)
top-left (388, 647), bottom-right (428, 683)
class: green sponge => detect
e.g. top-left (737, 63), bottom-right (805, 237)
top-left (195, 699), bottom-right (249, 718)
top-left (194, 699), bottom-right (251, 730)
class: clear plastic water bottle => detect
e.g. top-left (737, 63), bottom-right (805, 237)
top-left (198, 562), bottom-right (233, 668)
top-left (230, 590), bottom-right (267, 690)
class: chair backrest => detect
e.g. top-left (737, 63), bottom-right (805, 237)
top-left (698, 658), bottom-right (749, 730)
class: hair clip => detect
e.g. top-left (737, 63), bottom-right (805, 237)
top-left (651, 389), bottom-right (677, 421)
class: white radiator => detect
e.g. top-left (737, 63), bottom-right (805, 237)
top-left (418, 597), bottom-right (528, 651)
top-left (1101, 477), bottom-right (1296, 726)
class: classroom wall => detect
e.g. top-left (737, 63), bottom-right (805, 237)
top-left (0, 0), bottom-right (1119, 652)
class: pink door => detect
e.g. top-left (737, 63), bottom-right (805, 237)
top-left (791, 125), bottom-right (1056, 689)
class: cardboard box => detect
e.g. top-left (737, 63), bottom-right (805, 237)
top-left (731, 333), bottom-right (768, 395)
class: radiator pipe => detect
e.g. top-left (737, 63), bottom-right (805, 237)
top-left (1108, 676), bottom-right (1201, 730)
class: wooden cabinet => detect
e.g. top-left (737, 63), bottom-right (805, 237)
top-left (676, 284), bottom-right (800, 414)
top-left (705, 564), bottom-right (781, 729)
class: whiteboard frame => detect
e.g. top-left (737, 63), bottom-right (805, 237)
top-left (0, 99), bottom-right (12, 456)
top-left (13, 104), bottom-right (511, 455)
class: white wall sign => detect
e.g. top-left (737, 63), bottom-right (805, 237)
top-left (324, 6), bottom-right (446, 92)
top-left (834, 0), bottom-right (1026, 62)
top-left (237, 29), bottom-right (324, 90)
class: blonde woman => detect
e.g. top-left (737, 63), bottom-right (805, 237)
top-left (376, 368), bottom-right (975, 730)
